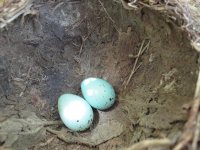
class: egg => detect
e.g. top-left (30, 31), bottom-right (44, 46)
top-left (81, 77), bottom-right (116, 110)
top-left (58, 94), bottom-right (94, 131)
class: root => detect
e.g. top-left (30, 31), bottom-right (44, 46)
top-left (173, 97), bottom-right (200, 150)
top-left (173, 69), bottom-right (200, 150)
top-left (192, 113), bottom-right (200, 150)
top-left (125, 138), bottom-right (172, 150)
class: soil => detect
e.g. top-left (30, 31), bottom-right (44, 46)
top-left (0, 0), bottom-right (198, 150)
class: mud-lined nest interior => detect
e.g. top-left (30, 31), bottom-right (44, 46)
top-left (0, 0), bottom-right (199, 150)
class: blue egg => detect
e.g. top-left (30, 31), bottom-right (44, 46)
top-left (58, 94), bottom-right (94, 131)
top-left (81, 77), bottom-right (116, 110)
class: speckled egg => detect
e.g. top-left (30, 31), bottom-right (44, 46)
top-left (81, 77), bottom-right (116, 110)
top-left (58, 94), bottom-right (94, 131)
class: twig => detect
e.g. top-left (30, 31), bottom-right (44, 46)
top-left (195, 67), bottom-right (200, 98)
top-left (192, 113), bottom-right (200, 150)
top-left (120, 0), bottom-right (136, 10)
top-left (124, 40), bottom-right (150, 89)
top-left (173, 98), bottom-right (200, 150)
top-left (191, 67), bottom-right (200, 150)
top-left (122, 62), bottom-right (142, 87)
top-left (97, 0), bottom-right (119, 33)
top-left (173, 69), bottom-right (200, 150)
top-left (125, 40), bottom-right (145, 87)
top-left (0, 0), bottom-right (33, 28)
top-left (126, 138), bottom-right (172, 150)
top-left (138, 1), bottom-right (165, 11)
top-left (79, 36), bottom-right (85, 56)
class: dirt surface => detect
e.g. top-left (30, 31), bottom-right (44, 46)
top-left (0, 0), bottom-right (198, 149)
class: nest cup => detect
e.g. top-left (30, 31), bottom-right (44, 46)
top-left (0, 0), bottom-right (200, 149)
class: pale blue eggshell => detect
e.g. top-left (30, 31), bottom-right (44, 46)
top-left (58, 94), bottom-right (93, 131)
top-left (81, 77), bottom-right (116, 110)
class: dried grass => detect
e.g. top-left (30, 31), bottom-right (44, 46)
top-left (165, 0), bottom-right (200, 51)
top-left (121, 0), bottom-right (200, 51)
top-left (0, 0), bottom-right (32, 28)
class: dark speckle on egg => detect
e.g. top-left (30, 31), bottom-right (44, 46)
top-left (77, 120), bottom-right (79, 122)
top-left (81, 77), bottom-right (116, 110)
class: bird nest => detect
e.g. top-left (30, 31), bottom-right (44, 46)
top-left (0, 0), bottom-right (200, 150)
